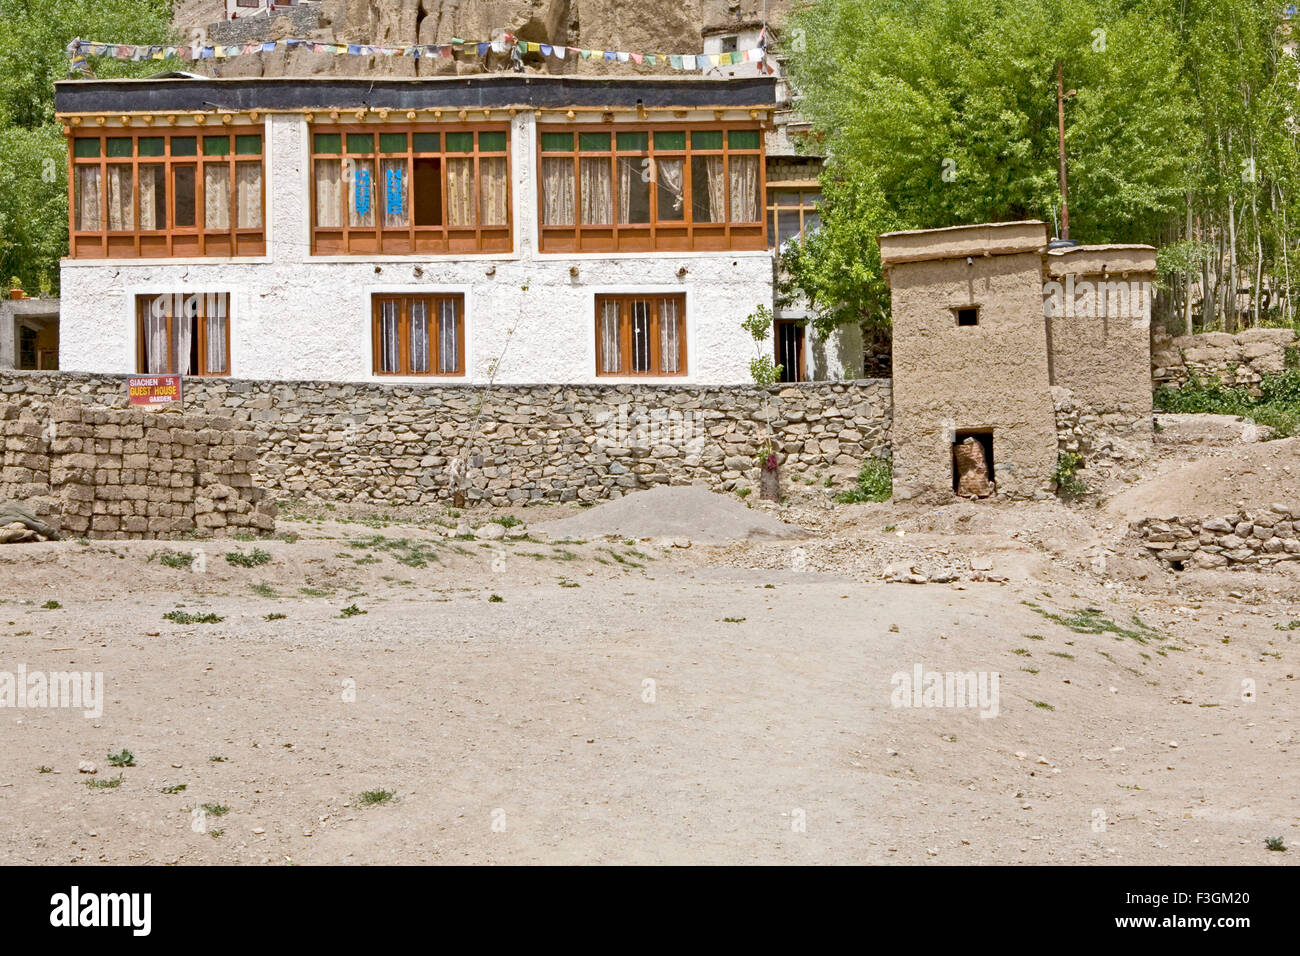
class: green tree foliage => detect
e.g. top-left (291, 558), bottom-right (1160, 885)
top-left (779, 0), bottom-right (1297, 335)
top-left (0, 0), bottom-right (174, 292)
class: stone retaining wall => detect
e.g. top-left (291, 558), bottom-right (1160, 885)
top-left (0, 401), bottom-right (275, 539)
top-left (1135, 504), bottom-right (1300, 570)
top-left (1151, 328), bottom-right (1298, 391)
top-left (1052, 385), bottom-right (1153, 478)
top-left (1, 372), bottom-right (893, 507)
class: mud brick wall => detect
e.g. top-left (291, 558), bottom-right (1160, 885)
top-left (1151, 328), bottom-right (1298, 391)
top-left (1052, 385), bottom-right (1153, 479)
top-left (1134, 505), bottom-right (1300, 570)
top-left (0, 401), bottom-right (275, 539)
top-left (0, 371), bottom-right (893, 507)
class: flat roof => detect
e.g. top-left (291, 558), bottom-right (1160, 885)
top-left (878, 221), bottom-right (1050, 267)
top-left (54, 74), bottom-right (777, 114)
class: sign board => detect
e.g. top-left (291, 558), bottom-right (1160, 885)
top-left (127, 374), bottom-right (182, 409)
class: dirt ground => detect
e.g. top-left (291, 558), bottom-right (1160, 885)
top-left (1, 423), bottom-right (1297, 865)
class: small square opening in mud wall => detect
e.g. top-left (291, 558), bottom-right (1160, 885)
top-left (952, 429), bottom-right (995, 496)
top-left (955, 306), bottom-right (980, 326)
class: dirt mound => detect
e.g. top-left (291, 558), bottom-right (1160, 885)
top-left (533, 485), bottom-right (806, 544)
top-left (1106, 437), bottom-right (1300, 522)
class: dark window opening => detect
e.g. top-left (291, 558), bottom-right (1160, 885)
top-left (776, 320), bottom-right (805, 382)
top-left (956, 307), bottom-right (980, 326)
top-left (18, 327), bottom-right (37, 370)
top-left (952, 429), bottom-right (994, 496)
top-left (413, 157), bottom-right (443, 226)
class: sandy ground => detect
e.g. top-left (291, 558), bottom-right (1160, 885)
top-left (1, 438), bottom-right (1298, 865)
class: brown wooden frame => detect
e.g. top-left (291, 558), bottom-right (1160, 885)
top-left (370, 293), bottom-right (466, 377)
top-left (767, 187), bottom-right (822, 250)
top-left (134, 293), bottom-right (231, 376)
top-left (69, 128), bottom-right (266, 259)
top-left (538, 123), bottom-right (767, 254)
top-left (774, 318), bottom-right (807, 383)
top-left (594, 293), bottom-right (688, 377)
top-left (311, 124), bottom-right (512, 256)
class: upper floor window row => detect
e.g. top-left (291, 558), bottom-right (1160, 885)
top-left (70, 130), bottom-right (265, 258)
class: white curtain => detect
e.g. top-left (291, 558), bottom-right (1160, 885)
top-left (235, 163), bottom-right (262, 228)
top-left (599, 299), bottom-right (621, 373)
top-left (438, 299), bottom-right (459, 373)
top-left (630, 299), bottom-right (651, 372)
top-left (656, 158), bottom-right (684, 221)
top-left (728, 155), bottom-right (760, 222)
top-left (145, 305), bottom-right (167, 374)
top-left (379, 300), bottom-right (399, 372)
top-left (106, 166), bottom-right (134, 230)
top-left (541, 157), bottom-right (574, 226)
top-left (660, 298), bottom-right (681, 373)
top-left (618, 158), bottom-right (632, 224)
top-left (380, 158), bottom-right (407, 228)
top-left (479, 156), bottom-right (508, 226)
top-left (315, 158), bottom-right (342, 228)
top-left (446, 158), bottom-right (475, 227)
top-left (579, 157), bottom-right (612, 224)
top-left (205, 294), bottom-right (228, 375)
top-left (75, 166), bottom-right (102, 231)
top-left (204, 164), bottom-right (230, 229)
top-left (139, 165), bottom-right (164, 230)
top-left (349, 159), bottom-right (375, 227)
top-left (410, 299), bottom-right (429, 373)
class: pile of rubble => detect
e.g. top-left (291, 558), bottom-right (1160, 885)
top-left (1134, 504), bottom-right (1300, 570)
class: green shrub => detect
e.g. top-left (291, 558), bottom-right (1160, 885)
top-left (834, 457), bottom-right (892, 503)
top-left (1155, 371), bottom-right (1300, 438)
top-left (1052, 452), bottom-right (1087, 499)
top-left (225, 548), bottom-right (271, 568)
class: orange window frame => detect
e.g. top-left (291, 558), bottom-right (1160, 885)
top-left (767, 188), bottom-right (821, 249)
top-left (537, 123), bottom-right (767, 254)
top-left (310, 124), bottom-right (512, 256)
top-left (69, 128), bottom-right (265, 259)
top-left (371, 293), bottom-right (466, 377)
top-left (134, 293), bottom-right (231, 377)
top-left (594, 293), bottom-right (688, 377)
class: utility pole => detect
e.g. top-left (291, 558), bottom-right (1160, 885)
top-left (1056, 59), bottom-right (1069, 240)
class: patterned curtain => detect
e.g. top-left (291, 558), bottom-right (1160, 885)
top-left (540, 157), bottom-right (574, 226)
top-left (409, 299), bottom-right (429, 374)
top-left (380, 158), bottom-right (407, 228)
top-left (728, 155), bottom-right (760, 222)
top-left (235, 163), bottom-right (263, 229)
top-left (599, 299), bottom-right (621, 373)
top-left (704, 156), bottom-right (725, 222)
top-left (314, 158), bottom-right (342, 228)
top-left (438, 299), bottom-right (459, 373)
top-left (479, 157), bottom-right (508, 226)
top-left (579, 157), bottom-right (612, 224)
top-left (349, 159), bottom-right (375, 227)
top-left (205, 294), bottom-right (228, 375)
top-left (75, 166), bottom-right (102, 231)
top-left (106, 166), bottom-right (134, 230)
top-left (378, 300), bottom-right (400, 372)
top-left (659, 298), bottom-right (681, 373)
top-left (446, 158), bottom-right (475, 227)
top-left (204, 164), bottom-right (230, 230)
top-left (138, 165), bottom-right (164, 230)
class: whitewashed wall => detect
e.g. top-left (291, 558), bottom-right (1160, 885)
top-left (60, 111), bottom-right (778, 384)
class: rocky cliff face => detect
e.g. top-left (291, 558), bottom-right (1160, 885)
top-left (172, 0), bottom-right (793, 78)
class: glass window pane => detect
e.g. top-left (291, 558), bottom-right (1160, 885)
top-left (630, 300), bottom-right (651, 372)
top-left (174, 166), bottom-right (196, 228)
top-left (478, 131), bottom-right (507, 152)
top-left (618, 157), bottom-right (650, 224)
top-left (346, 133), bottom-right (374, 154)
top-left (654, 130), bottom-right (686, 150)
top-left (171, 136), bottom-right (197, 156)
top-left (235, 134), bottom-right (262, 155)
top-left (138, 137), bottom-right (165, 157)
top-left (73, 138), bottom-right (101, 158)
top-left (235, 162), bottom-right (262, 228)
top-left (139, 165), bottom-right (166, 230)
top-left (578, 132), bottom-right (611, 152)
top-left (655, 157), bottom-right (685, 221)
top-left (691, 156), bottom-right (724, 222)
top-left (202, 136), bottom-right (230, 157)
top-left (379, 132), bottom-right (407, 154)
top-left (409, 299), bottom-right (429, 374)
top-left (74, 166), bottom-right (102, 230)
top-left (313, 133), bottom-right (341, 154)
top-left (106, 137), bottom-right (133, 157)
top-left (728, 129), bottom-right (761, 149)
top-left (691, 130), bottom-right (724, 150)
top-left (412, 132), bottom-right (440, 153)
top-left (445, 132), bottom-right (473, 153)
top-left (616, 132), bottom-right (648, 151)
top-left (438, 298), bottom-right (459, 373)
top-left (541, 132), bottom-right (572, 152)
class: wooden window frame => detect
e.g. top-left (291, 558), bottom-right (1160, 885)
top-left (767, 187), bottom-right (821, 249)
top-left (538, 123), bottom-right (766, 254)
top-left (134, 293), bottom-right (231, 377)
top-left (311, 124), bottom-right (512, 256)
top-left (69, 127), bottom-right (265, 259)
top-left (370, 293), bottom-right (466, 377)
top-left (594, 293), bottom-right (688, 377)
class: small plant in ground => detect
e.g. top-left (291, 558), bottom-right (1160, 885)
top-left (250, 582), bottom-right (277, 598)
top-left (37, 765), bottom-right (53, 773)
top-left (264, 612), bottom-right (287, 621)
top-left (1024, 603), bottom-right (1162, 644)
top-left (1029, 700), bottom-right (1055, 711)
top-left (158, 550), bottom-right (194, 569)
top-left (106, 749), bottom-right (135, 767)
top-left (490, 515), bottom-right (523, 528)
top-left (225, 548), bottom-right (272, 568)
top-left (41, 600), bottom-right (61, 610)
top-left (722, 616), bottom-right (747, 623)
top-left (209, 828), bottom-right (225, 839)
top-left (85, 775), bottom-right (123, 789)
top-left (1274, 620), bottom-right (1300, 631)
top-left (835, 457), bottom-right (892, 503)
top-left (488, 594), bottom-right (504, 603)
top-left (558, 579), bottom-right (580, 588)
top-left (358, 788), bottom-right (396, 806)
top-left (163, 610), bottom-right (224, 625)
top-left (1052, 451), bottom-right (1087, 499)
top-left (299, 587), bottom-right (330, 597)
top-left (200, 802), bottom-right (229, 817)
top-left (1265, 836), bottom-right (1287, 852)
top-left (160, 783), bottom-right (186, 794)
top-left (340, 604), bottom-right (366, 618)
top-left (208, 755), bottom-right (228, 763)
top-left (736, 487), bottom-right (752, 499)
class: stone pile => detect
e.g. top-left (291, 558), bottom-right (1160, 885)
top-left (1135, 504), bottom-right (1300, 570)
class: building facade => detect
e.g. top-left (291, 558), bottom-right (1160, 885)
top-left (54, 74), bottom-right (851, 385)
